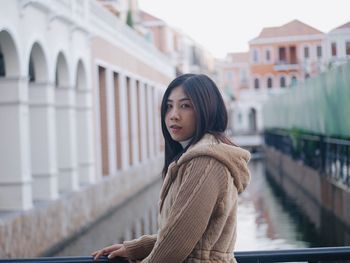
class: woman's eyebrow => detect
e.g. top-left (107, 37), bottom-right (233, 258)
top-left (167, 97), bottom-right (190, 102)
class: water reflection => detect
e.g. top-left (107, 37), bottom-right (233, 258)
top-left (53, 180), bottom-right (162, 256)
top-left (236, 160), bottom-right (309, 251)
top-left (54, 160), bottom-right (318, 257)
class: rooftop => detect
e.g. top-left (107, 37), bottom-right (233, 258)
top-left (254, 19), bottom-right (323, 40)
top-left (332, 21), bottom-right (350, 31)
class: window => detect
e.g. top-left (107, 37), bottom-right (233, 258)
top-left (290, 46), bottom-right (297, 64)
top-left (254, 78), bottom-right (260, 89)
top-left (266, 50), bottom-right (271, 62)
top-left (305, 73), bottom-right (310, 80)
top-left (280, 76), bottom-right (286, 88)
top-left (253, 49), bottom-right (259, 63)
top-left (346, 41), bottom-right (350, 56)
top-left (29, 56), bottom-right (35, 82)
top-left (304, 46), bottom-right (309, 59)
top-left (316, 46), bottom-right (322, 58)
top-left (267, 77), bottom-right (273, 88)
top-left (291, 76), bottom-right (298, 86)
top-left (0, 46), bottom-right (5, 77)
top-left (331, 42), bottom-right (337, 57)
top-left (55, 68), bottom-right (59, 86)
top-left (278, 47), bottom-right (286, 62)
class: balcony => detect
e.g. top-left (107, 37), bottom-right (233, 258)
top-left (274, 60), bottom-right (299, 71)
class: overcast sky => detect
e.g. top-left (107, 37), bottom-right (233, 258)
top-left (138, 0), bottom-right (350, 58)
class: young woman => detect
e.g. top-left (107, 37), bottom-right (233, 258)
top-left (92, 74), bottom-right (251, 263)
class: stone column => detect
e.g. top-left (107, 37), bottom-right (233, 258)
top-left (243, 107), bottom-right (250, 133)
top-left (135, 218), bottom-right (142, 238)
top-left (55, 86), bottom-right (79, 192)
top-left (153, 87), bottom-right (160, 156)
top-left (123, 228), bottom-right (132, 242)
top-left (143, 209), bottom-right (150, 235)
top-left (129, 78), bottom-right (139, 166)
top-left (0, 77), bottom-right (32, 210)
top-left (28, 82), bottom-right (58, 200)
top-left (118, 73), bottom-right (130, 170)
top-left (139, 82), bottom-right (148, 163)
top-left (105, 69), bottom-right (117, 176)
top-left (76, 88), bottom-right (95, 184)
top-left (147, 85), bottom-right (155, 157)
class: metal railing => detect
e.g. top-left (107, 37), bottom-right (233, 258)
top-left (235, 246), bottom-right (350, 262)
top-left (265, 129), bottom-right (350, 189)
top-left (1, 246), bottom-right (350, 263)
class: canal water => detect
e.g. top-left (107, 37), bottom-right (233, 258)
top-left (53, 159), bottom-right (324, 257)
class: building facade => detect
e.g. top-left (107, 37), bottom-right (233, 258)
top-left (214, 53), bottom-right (250, 134)
top-left (138, 11), bottom-right (215, 76)
top-left (224, 19), bottom-right (350, 135)
top-left (325, 21), bottom-right (350, 68)
top-left (0, 0), bottom-right (173, 258)
top-left (249, 20), bottom-right (325, 90)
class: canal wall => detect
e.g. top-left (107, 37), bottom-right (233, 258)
top-left (0, 156), bottom-right (163, 258)
top-left (264, 146), bottom-right (350, 243)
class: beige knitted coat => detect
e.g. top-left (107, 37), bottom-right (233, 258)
top-left (124, 134), bottom-right (251, 263)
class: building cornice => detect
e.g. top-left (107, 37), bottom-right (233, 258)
top-left (249, 34), bottom-right (325, 46)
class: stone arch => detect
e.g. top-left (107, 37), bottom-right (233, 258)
top-left (54, 51), bottom-right (78, 192)
top-left (265, 74), bottom-right (274, 89)
top-left (55, 51), bottom-right (70, 87)
top-left (0, 29), bottom-right (31, 210)
top-left (0, 29), bottom-right (20, 77)
top-left (280, 75), bottom-right (287, 88)
top-left (75, 58), bottom-right (94, 185)
top-left (290, 75), bottom-right (298, 87)
top-left (75, 59), bottom-right (87, 91)
top-left (27, 42), bottom-right (58, 201)
top-left (254, 77), bottom-right (260, 89)
top-left (248, 107), bottom-right (257, 132)
top-left (28, 42), bottom-right (48, 83)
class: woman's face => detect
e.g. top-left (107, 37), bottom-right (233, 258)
top-left (165, 86), bottom-right (196, 142)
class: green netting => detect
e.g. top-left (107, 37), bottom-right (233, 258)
top-left (263, 61), bottom-right (350, 138)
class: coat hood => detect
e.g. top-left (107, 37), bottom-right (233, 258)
top-left (177, 134), bottom-right (251, 193)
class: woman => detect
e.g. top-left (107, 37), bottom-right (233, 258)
top-left (92, 74), bottom-right (251, 263)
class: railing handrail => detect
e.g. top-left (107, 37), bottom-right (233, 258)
top-left (1, 246), bottom-right (350, 263)
top-left (268, 129), bottom-right (350, 146)
top-left (0, 256), bottom-right (127, 263)
top-left (325, 136), bottom-right (350, 146)
top-left (235, 246), bottom-right (350, 262)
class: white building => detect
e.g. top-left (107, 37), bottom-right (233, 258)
top-left (0, 0), bottom-right (173, 258)
top-left (325, 21), bottom-right (350, 68)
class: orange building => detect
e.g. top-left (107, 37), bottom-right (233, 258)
top-left (249, 20), bottom-right (324, 90)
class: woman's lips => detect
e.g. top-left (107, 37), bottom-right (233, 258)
top-left (170, 125), bottom-right (182, 134)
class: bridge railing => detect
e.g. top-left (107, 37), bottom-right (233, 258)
top-left (265, 129), bottom-right (350, 189)
top-left (1, 246), bottom-right (350, 263)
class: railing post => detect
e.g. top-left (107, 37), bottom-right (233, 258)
top-left (346, 145), bottom-right (350, 187)
top-left (320, 135), bottom-right (325, 174)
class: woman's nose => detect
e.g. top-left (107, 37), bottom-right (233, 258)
top-left (170, 108), bottom-right (180, 120)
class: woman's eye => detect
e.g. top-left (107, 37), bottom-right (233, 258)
top-left (181, 104), bottom-right (190, 108)
top-left (166, 104), bottom-right (173, 110)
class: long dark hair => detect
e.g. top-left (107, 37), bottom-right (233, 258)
top-left (160, 73), bottom-right (234, 178)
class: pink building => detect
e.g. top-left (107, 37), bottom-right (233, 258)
top-left (249, 20), bottom-right (324, 90)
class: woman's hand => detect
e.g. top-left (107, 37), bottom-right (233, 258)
top-left (91, 243), bottom-right (130, 260)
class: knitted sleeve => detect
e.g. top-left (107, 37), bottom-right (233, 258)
top-left (123, 234), bottom-right (157, 260)
top-left (141, 156), bottom-right (227, 263)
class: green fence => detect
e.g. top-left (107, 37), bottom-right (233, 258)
top-left (263, 62), bottom-right (350, 138)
